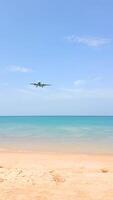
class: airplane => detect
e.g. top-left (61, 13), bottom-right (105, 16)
top-left (30, 82), bottom-right (51, 88)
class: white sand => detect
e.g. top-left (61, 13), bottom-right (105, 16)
top-left (0, 151), bottom-right (113, 200)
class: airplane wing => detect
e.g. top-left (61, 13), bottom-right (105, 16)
top-left (43, 84), bottom-right (51, 86)
top-left (30, 83), bottom-right (39, 87)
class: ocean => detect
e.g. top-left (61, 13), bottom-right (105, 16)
top-left (0, 116), bottom-right (113, 154)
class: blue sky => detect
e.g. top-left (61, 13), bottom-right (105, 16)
top-left (0, 0), bottom-right (113, 115)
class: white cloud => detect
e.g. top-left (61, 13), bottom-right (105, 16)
top-left (9, 66), bottom-right (32, 73)
top-left (73, 76), bottom-right (103, 87)
top-left (21, 85), bottom-right (113, 100)
top-left (92, 76), bottom-right (103, 81)
top-left (66, 35), bottom-right (111, 47)
top-left (60, 87), bottom-right (113, 99)
top-left (74, 79), bottom-right (86, 86)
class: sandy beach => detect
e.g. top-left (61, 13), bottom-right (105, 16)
top-left (0, 150), bottom-right (113, 200)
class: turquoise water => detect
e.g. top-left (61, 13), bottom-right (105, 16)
top-left (0, 116), bottom-right (113, 153)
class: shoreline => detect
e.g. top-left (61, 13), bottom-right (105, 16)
top-left (1, 146), bottom-right (113, 156)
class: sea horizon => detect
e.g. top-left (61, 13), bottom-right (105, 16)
top-left (0, 115), bottom-right (113, 117)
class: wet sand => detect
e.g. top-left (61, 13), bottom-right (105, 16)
top-left (0, 150), bottom-right (113, 200)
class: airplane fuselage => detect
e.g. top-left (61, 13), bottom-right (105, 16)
top-left (30, 82), bottom-right (51, 88)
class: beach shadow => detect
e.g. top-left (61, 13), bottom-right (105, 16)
top-left (100, 168), bottom-right (109, 173)
top-left (49, 170), bottom-right (65, 184)
top-left (0, 177), bottom-right (4, 183)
